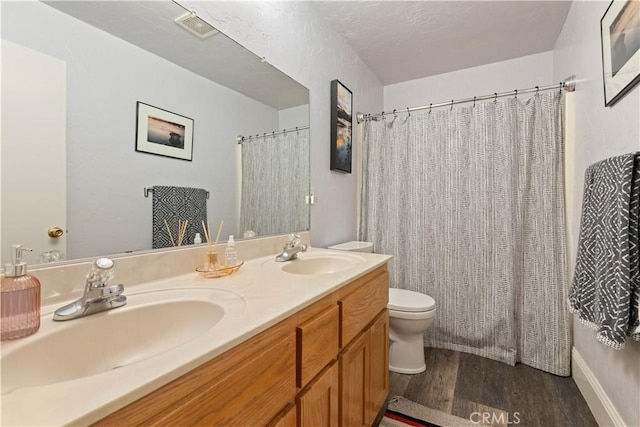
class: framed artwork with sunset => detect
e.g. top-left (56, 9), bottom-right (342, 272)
top-left (135, 102), bottom-right (194, 161)
top-left (330, 79), bottom-right (353, 173)
top-left (601, 0), bottom-right (640, 106)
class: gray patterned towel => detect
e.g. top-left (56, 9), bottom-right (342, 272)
top-left (152, 186), bottom-right (208, 249)
top-left (569, 152), bottom-right (640, 349)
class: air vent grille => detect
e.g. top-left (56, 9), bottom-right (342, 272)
top-left (175, 12), bottom-right (219, 39)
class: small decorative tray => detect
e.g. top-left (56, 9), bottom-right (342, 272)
top-left (196, 261), bottom-right (244, 278)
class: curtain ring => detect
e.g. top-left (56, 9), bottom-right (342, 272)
top-left (429, 103), bottom-right (432, 114)
top-left (535, 86), bottom-right (539, 95)
top-left (393, 109), bottom-right (397, 119)
top-left (450, 100), bottom-right (454, 111)
top-left (494, 93), bottom-right (498, 103)
top-left (514, 89), bottom-right (518, 100)
top-left (407, 107), bottom-right (410, 117)
top-left (473, 96), bottom-right (476, 107)
top-left (559, 82), bottom-right (563, 93)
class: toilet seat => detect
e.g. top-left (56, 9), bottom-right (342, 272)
top-left (389, 308), bottom-right (436, 320)
top-left (389, 288), bottom-right (435, 312)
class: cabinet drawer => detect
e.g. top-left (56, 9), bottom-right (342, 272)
top-left (297, 305), bottom-right (339, 388)
top-left (339, 271), bottom-right (389, 347)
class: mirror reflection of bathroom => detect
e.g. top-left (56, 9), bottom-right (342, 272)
top-left (0, 1), bottom-right (310, 266)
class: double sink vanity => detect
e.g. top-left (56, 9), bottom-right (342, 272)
top-left (1, 235), bottom-right (391, 426)
top-left (1, 3), bottom-right (389, 425)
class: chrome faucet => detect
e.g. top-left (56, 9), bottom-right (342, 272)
top-left (53, 258), bottom-right (126, 321)
top-left (275, 233), bottom-right (308, 262)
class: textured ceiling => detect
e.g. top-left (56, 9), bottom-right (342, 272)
top-left (311, 1), bottom-right (572, 85)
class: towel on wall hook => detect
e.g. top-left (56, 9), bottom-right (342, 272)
top-left (569, 152), bottom-right (640, 349)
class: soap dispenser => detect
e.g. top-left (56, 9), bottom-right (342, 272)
top-left (1, 245), bottom-right (41, 340)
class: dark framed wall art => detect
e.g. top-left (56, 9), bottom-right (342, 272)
top-left (601, 0), bottom-right (640, 106)
top-left (330, 79), bottom-right (353, 173)
top-left (135, 102), bottom-right (194, 160)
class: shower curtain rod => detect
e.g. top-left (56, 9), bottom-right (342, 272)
top-left (356, 75), bottom-right (576, 123)
top-left (236, 125), bottom-right (310, 144)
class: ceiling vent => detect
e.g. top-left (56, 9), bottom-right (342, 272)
top-left (175, 12), bottom-right (219, 39)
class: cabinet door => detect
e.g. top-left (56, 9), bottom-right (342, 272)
top-left (368, 310), bottom-right (389, 424)
top-left (339, 330), bottom-right (370, 427)
top-left (269, 404), bottom-right (297, 427)
top-left (297, 361), bottom-right (339, 427)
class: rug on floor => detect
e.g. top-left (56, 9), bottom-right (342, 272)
top-left (379, 396), bottom-right (475, 427)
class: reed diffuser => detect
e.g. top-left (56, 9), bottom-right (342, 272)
top-left (202, 220), bottom-right (224, 271)
top-left (196, 220), bottom-right (243, 278)
top-left (164, 219), bottom-right (189, 247)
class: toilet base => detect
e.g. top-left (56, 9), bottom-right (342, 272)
top-left (388, 336), bottom-right (426, 374)
top-left (389, 364), bottom-right (426, 374)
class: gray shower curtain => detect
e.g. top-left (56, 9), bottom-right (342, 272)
top-left (240, 129), bottom-right (309, 237)
top-left (360, 91), bottom-right (570, 375)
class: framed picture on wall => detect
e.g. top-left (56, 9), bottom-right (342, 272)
top-left (600, 0), bottom-right (640, 106)
top-left (330, 79), bottom-right (353, 173)
top-left (135, 102), bottom-right (194, 161)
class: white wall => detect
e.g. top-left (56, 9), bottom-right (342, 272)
top-left (279, 104), bottom-right (310, 130)
top-left (2, 2), bottom-right (279, 259)
top-left (384, 51), bottom-right (555, 111)
top-left (180, 1), bottom-right (384, 248)
top-left (553, 2), bottom-right (640, 426)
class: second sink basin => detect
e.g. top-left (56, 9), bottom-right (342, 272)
top-left (280, 252), bottom-right (365, 275)
top-left (1, 288), bottom-right (238, 395)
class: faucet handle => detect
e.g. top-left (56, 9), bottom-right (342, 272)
top-left (287, 233), bottom-right (301, 248)
top-left (86, 257), bottom-right (115, 288)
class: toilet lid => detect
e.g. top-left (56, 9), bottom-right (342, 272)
top-left (388, 288), bottom-right (435, 312)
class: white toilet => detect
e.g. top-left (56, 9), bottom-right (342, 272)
top-left (327, 241), bottom-right (436, 374)
top-left (327, 240), bottom-right (374, 253)
top-left (388, 288), bottom-right (436, 374)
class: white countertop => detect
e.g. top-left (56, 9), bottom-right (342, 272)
top-left (1, 248), bottom-right (391, 426)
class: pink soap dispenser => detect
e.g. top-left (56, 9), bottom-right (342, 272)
top-left (1, 245), bottom-right (41, 340)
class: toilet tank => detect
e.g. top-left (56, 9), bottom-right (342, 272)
top-left (327, 241), bottom-right (373, 253)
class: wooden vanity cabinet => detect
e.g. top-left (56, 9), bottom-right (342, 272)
top-left (337, 270), bottom-right (389, 427)
top-left (94, 325), bottom-right (297, 427)
top-left (93, 265), bottom-right (388, 427)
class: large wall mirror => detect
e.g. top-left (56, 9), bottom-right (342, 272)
top-left (1, 1), bottom-right (310, 267)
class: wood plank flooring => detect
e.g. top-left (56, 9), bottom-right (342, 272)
top-left (387, 347), bottom-right (598, 427)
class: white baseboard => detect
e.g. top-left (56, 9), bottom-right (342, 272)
top-left (571, 347), bottom-right (626, 427)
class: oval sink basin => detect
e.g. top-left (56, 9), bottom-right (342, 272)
top-left (1, 288), bottom-right (230, 394)
top-left (280, 253), bottom-right (365, 275)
